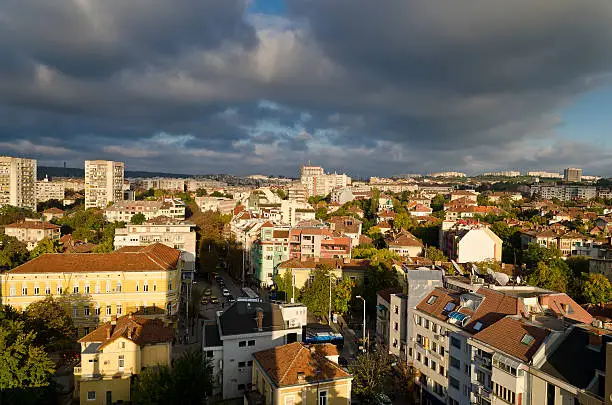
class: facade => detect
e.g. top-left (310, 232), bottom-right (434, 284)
top-left (42, 207), bottom-right (65, 221)
top-left (527, 171), bottom-right (563, 179)
top-left (287, 182), bottom-right (307, 204)
top-left (330, 186), bottom-right (355, 205)
top-left (74, 315), bottom-right (173, 405)
top-left (85, 160), bottom-right (125, 209)
top-left (483, 171), bottom-right (521, 177)
top-left (327, 216), bottom-right (363, 248)
top-left (277, 257), bottom-right (370, 290)
top-left (0, 156), bottom-right (37, 210)
top-left (441, 223), bottom-right (503, 263)
top-left (247, 342), bottom-right (352, 405)
top-left (386, 231), bottom-right (424, 257)
top-left (1, 243), bottom-right (183, 336)
top-left (4, 220), bottom-right (61, 250)
top-left (564, 167), bottom-right (583, 182)
top-left (196, 196), bottom-right (237, 215)
top-left (300, 165), bottom-right (351, 197)
top-left (36, 175), bottom-right (65, 202)
top-left (203, 301), bottom-right (307, 399)
top-left (530, 184), bottom-right (596, 201)
top-left (104, 198), bottom-right (185, 222)
top-left (113, 217), bottom-right (197, 270)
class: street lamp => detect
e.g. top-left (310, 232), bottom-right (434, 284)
top-left (356, 295), bottom-right (366, 352)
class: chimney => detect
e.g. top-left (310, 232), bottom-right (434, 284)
top-left (255, 307), bottom-right (264, 332)
top-left (106, 324), bottom-right (113, 339)
top-left (111, 315), bottom-right (117, 325)
top-left (127, 327), bottom-right (133, 340)
top-left (297, 372), bottom-right (306, 384)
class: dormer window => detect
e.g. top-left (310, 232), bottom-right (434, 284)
top-left (427, 296), bottom-right (438, 305)
top-left (521, 334), bottom-right (535, 345)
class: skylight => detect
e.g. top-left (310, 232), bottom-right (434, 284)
top-left (473, 322), bottom-right (483, 331)
top-left (443, 302), bottom-right (456, 312)
top-left (520, 334), bottom-right (535, 345)
top-left (427, 295), bottom-right (438, 305)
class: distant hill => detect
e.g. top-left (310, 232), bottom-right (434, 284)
top-left (37, 166), bottom-right (195, 180)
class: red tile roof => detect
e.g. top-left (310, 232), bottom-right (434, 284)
top-left (540, 294), bottom-right (593, 324)
top-left (473, 317), bottom-right (550, 362)
top-left (10, 243), bottom-right (180, 274)
top-left (79, 315), bottom-right (173, 349)
top-left (42, 208), bottom-right (64, 214)
top-left (253, 342), bottom-right (351, 387)
top-left (6, 221), bottom-right (60, 230)
top-left (378, 287), bottom-right (401, 304)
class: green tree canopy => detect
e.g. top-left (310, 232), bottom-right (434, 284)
top-left (431, 194), bottom-right (446, 212)
top-left (30, 238), bottom-right (63, 259)
top-left (425, 246), bottom-right (447, 262)
top-left (131, 213), bottom-right (147, 225)
top-left (132, 349), bottom-right (214, 405)
top-left (522, 243), bottom-right (561, 269)
top-left (349, 347), bottom-right (393, 402)
top-left (300, 265), bottom-right (354, 318)
top-left (393, 212), bottom-right (416, 231)
top-left (24, 296), bottom-right (76, 350)
top-left (566, 256), bottom-right (590, 277)
top-left (273, 270), bottom-right (295, 302)
top-left (0, 234), bottom-right (29, 270)
top-left (526, 260), bottom-right (570, 293)
top-left (582, 273), bottom-right (612, 305)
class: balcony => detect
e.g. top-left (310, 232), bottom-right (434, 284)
top-left (474, 354), bottom-right (492, 370)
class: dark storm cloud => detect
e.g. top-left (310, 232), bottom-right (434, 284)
top-left (0, 0), bottom-right (611, 175)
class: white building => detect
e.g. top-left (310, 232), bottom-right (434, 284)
top-left (104, 198), bottom-right (185, 222)
top-left (195, 196), bottom-right (237, 215)
top-left (527, 171), bottom-right (563, 179)
top-left (0, 156), bottom-right (37, 211)
top-left (85, 160), bottom-right (124, 209)
top-left (330, 187), bottom-right (355, 205)
top-left (36, 175), bottom-right (65, 203)
top-left (4, 219), bottom-right (61, 250)
top-left (300, 165), bottom-right (351, 197)
top-left (202, 301), bottom-right (307, 399)
top-left (113, 217), bottom-right (196, 270)
top-left (441, 225), bottom-right (503, 264)
top-left (428, 172), bottom-right (467, 178)
top-left (483, 171), bottom-right (521, 177)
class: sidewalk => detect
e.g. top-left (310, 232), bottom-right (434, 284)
top-left (330, 314), bottom-right (359, 359)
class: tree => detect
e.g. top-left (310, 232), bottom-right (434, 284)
top-left (566, 256), bottom-right (590, 277)
top-left (132, 349), bottom-right (214, 405)
top-left (131, 213), bottom-right (147, 225)
top-left (0, 234), bottom-right (29, 270)
top-left (526, 261), bottom-right (569, 293)
top-left (431, 194), bottom-right (446, 212)
top-left (24, 296), bottom-right (76, 350)
top-left (393, 212), bottom-right (416, 231)
top-left (300, 265), bottom-right (354, 318)
top-left (582, 274), bottom-right (612, 305)
top-left (425, 246), bottom-right (447, 262)
top-left (273, 270), bottom-right (295, 302)
top-left (195, 188), bottom-right (207, 197)
top-left (477, 194), bottom-right (490, 206)
top-left (349, 347), bottom-right (393, 402)
top-left (522, 243), bottom-right (560, 269)
top-left (30, 238), bottom-right (63, 259)
top-left (356, 261), bottom-right (400, 317)
top-left (394, 360), bottom-right (417, 401)
top-left (0, 308), bottom-right (55, 392)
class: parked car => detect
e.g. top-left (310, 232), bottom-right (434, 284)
top-left (210, 296), bottom-right (219, 304)
top-left (200, 297), bottom-right (209, 305)
top-left (222, 288), bottom-right (230, 297)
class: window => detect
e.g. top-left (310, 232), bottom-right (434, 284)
top-left (118, 355), bottom-right (125, 370)
top-left (394, 322), bottom-right (399, 331)
top-left (10, 285), bottom-right (16, 296)
top-left (119, 341), bottom-right (125, 349)
top-left (521, 334), bottom-right (535, 345)
top-left (57, 286), bottom-right (62, 294)
top-left (136, 283), bottom-right (139, 292)
top-left (34, 286), bottom-right (40, 295)
top-left (439, 365), bottom-right (445, 376)
top-left (95, 282), bottom-right (100, 294)
top-left (319, 390), bottom-right (327, 405)
top-left (430, 360), bottom-right (437, 371)
top-left (22, 286), bottom-right (28, 296)
top-left (450, 356), bottom-right (460, 369)
top-left (238, 361), bottom-right (246, 367)
top-left (450, 336), bottom-right (461, 349)
top-left (153, 283), bottom-right (157, 292)
top-left (168, 281), bottom-right (172, 291)
top-left (84, 283), bottom-right (90, 294)
top-left (116, 282), bottom-right (122, 292)
top-left (117, 304), bottom-right (122, 315)
top-left (106, 281), bottom-right (111, 293)
top-left (84, 327), bottom-right (90, 335)
top-left (45, 285), bottom-right (51, 295)
top-left (73, 306), bottom-right (78, 317)
top-left (106, 305), bottom-right (112, 315)
top-left (247, 360), bottom-right (253, 366)
top-left (494, 382), bottom-right (516, 404)
top-left (432, 342), bottom-right (437, 353)
top-left (547, 383), bottom-right (555, 405)
top-left (248, 340), bottom-right (255, 346)
top-left (143, 282), bottom-right (149, 292)
top-left (424, 319), bottom-right (430, 329)
top-left (439, 346), bottom-right (445, 357)
top-left (432, 323), bottom-right (438, 333)
top-left (238, 384), bottom-right (245, 390)
top-left (84, 306), bottom-right (90, 316)
top-left (95, 306), bottom-right (101, 316)
top-left (443, 302), bottom-right (456, 312)
top-left (87, 391), bottom-right (96, 401)
top-left (73, 285), bottom-right (79, 294)
top-left (416, 352), bottom-right (422, 362)
top-left (239, 341), bottom-right (246, 347)
top-left (424, 357), bottom-right (429, 367)
top-left (427, 295), bottom-right (438, 305)
top-left (450, 376), bottom-right (460, 390)
top-left (394, 305), bottom-right (399, 314)
top-left (474, 321), bottom-right (483, 331)
top-left (205, 351), bottom-right (214, 358)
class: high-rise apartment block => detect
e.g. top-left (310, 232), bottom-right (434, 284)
top-left (85, 160), bottom-right (124, 209)
top-left (299, 164), bottom-right (351, 197)
top-left (36, 175), bottom-right (65, 202)
top-left (564, 167), bottom-right (582, 182)
top-left (0, 156), bottom-right (37, 211)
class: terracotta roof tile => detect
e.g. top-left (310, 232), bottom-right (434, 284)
top-left (416, 287), bottom-right (460, 321)
top-left (79, 315), bottom-right (173, 349)
top-left (10, 242), bottom-right (180, 274)
top-left (540, 294), bottom-right (593, 324)
top-left (6, 221), bottom-right (60, 230)
top-left (253, 342), bottom-right (351, 387)
top-left (473, 317), bottom-right (550, 362)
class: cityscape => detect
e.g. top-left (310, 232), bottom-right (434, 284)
top-left (3, 1), bottom-right (612, 405)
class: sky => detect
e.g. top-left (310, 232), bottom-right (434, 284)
top-left (1, 0), bottom-right (612, 178)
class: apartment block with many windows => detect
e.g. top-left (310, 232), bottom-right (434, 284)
top-left (85, 160), bottom-right (124, 209)
top-left (0, 155), bottom-right (37, 210)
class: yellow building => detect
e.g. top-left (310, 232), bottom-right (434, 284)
top-left (1, 243), bottom-right (183, 336)
top-left (74, 314), bottom-right (173, 405)
top-left (276, 258), bottom-right (369, 290)
top-left (246, 342), bottom-right (352, 405)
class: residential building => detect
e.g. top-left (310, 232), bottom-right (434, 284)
top-left (287, 182), bottom-right (307, 204)
top-left (276, 257), bottom-right (370, 289)
top-left (196, 196), bottom-right (237, 215)
top-left (327, 216), bottom-right (363, 248)
top-left (483, 171), bottom-right (521, 177)
top-left (104, 198), bottom-right (185, 222)
top-left (376, 288), bottom-right (403, 355)
top-left (85, 160), bottom-right (124, 209)
top-left (521, 229), bottom-right (592, 257)
top-left (246, 342), bottom-right (352, 405)
top-left (300, 165), bottom-right (351, 197)
top-left (450, 190), bottom-right (479, 203)
top-left (530, 184), bottom-right (596, 201)
top-left (1, 243), bottom-right (183, 336)
top-left (203, 301), bottom-right (307, 399)
top-left (527, 171), bottom-right (563, 179)
top-left (386, 231), bottom-right (424, 257)
top-left (42, 207), bottom-right (65, 221)
top-left (428, 172), bottom-right (467, 178)
top-left (36, 175), bottom-right (65, 202)
top-left (74, 315), bottom-right (173, 405)
top-left (135, 177), bottom-right (186, 191)
top-left (0, 156), bottom-right (37, 210)
top-left (113, 217), bottom-right (197, 271)
top-left (440, 222), bottom-right (503, 263)
top-left (486, 192), bottom-right (523, 203)
top-left (4, 219), bottom-right (61, 250)
top-left (564, 167), bottom-right (583, 182)
top-left (330, 186), bottom-right (355, 205)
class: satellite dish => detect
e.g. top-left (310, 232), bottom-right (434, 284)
top-left (493, 272), bottom-right (510, 286)
top-left (486, 268), bottom-right (495, 276)
top-left (472, 264), bottom-right (483, 275)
